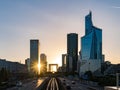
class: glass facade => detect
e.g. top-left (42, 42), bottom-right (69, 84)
top-left (30, 40), bottom-right (39, 73)
top-left (81, 12), bottom-right (102, 60)
top-left (67, 33), bottom-right (78, 72)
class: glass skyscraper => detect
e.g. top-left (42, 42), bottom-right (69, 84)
top-left (30, 40), bottom-right (40, 74)
top-left (67, 33), bottom-right (78, 72)
top-left (81, 11), bottom-right (102, 61)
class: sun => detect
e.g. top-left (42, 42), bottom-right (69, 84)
top-left (38, 63), bottom-right (41, 74)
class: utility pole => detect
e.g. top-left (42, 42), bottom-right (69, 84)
top-left (116, 73), bottom-right (119, 90)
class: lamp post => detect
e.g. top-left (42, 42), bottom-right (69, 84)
top-left (116, 73), bottom-right (119, 90)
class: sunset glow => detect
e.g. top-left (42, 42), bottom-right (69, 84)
top-left (54, 55), bottom-right (62, 66)
top-left (0, 1), bottom-right (119, 65)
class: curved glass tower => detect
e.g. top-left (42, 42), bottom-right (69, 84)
top-left (81, 11), bottom-right (102, 61)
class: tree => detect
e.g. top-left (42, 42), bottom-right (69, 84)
top-left (0, 68), bottom-right (10, 83)
top-left (84, 71), bottom-right (93, 80)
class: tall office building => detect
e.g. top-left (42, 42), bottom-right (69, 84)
top-left (40, 53), bottom-right (47, 74)
top-left (79, 11), bottom-right (104, 76)
top-left (67, 33), bottom-right (78, 72)
top-left (30, 40), bottom-right (40, 74)
top-left (81, 11), bottom-right (102, 61)
top-left (25, 58), bottom-right (30, 72)
top-left (62, 54), bottom-right (67, 68)
top-left (62, 54), bottom-right (67, 72)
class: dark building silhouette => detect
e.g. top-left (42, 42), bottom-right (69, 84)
top-left (25, 58), bottom-right (30, 72)
top-left (62, 54), bottom-right (67, 72)
top-left (40, 53), bottom-right (47, 74)
top-left (62, 54), bottom-right (67, 68)
top-left (0, 59), bottom-right (27, 73)
top-left (67, 33), bottom-right (78, 72)
top-left (30, 40), bottom-right (39, 74)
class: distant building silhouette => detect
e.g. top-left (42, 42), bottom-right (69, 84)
top-left (67, 33), bottom-right (78, 72)
top-left (40, 53), bottom-right (47, 74)
top-left (30, 40), bottom-right (40, 74)
top-left (0, 59), bottom-right (27, 73)
top-left (61, 54), bottom-right (67, 72)
top-left (25, 58), bottom-right (30, 72)
top-left (49, 64), bottom-right (58, 72)
top-left (104, 63), bottom-right (120, 75)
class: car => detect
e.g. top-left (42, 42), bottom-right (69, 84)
top-left (63, 79), bottom-right (66, 81)
top-left (33, 80), bottom-right (36, 83)
top-left (66, 84), bottom-right (71, 90)
top-left (71, 81), bottom-right (75, 84)
top-left (16, 81), bottom-right (22, 87)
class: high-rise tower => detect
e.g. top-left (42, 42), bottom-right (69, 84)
top-left (67, 33), bottom-right (78, 72)
top-left (81, 11), bottom-right (102, 61)
top-left (30, 40), bottom-right (40, 74)
top-left (40, 53), bottom-right (47, 74)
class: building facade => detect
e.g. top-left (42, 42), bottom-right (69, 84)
top-left (81, 11), bottom-right (102, 61)
top-left (62, 54), bottom-right (67, 68)
top-left (67, 33), bottom-right (78, 72)
top-left (79, 11), bottom-right (104, 76)
top-left (25, 58), bottom-right (30, 72)
top-left (40, 53), bottom-right (47, 74)
top-left (0, 59), bottom-right (27, 73)
top-left (30, 40), bottom-right (40, 74)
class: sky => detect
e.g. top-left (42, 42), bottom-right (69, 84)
top-left (0, 0), bottom-right (120, 66)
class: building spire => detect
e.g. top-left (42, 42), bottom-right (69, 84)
top-left (89, 10), bottom-right (92, 19)
top-left (85, 11), bottom-right (93, 35)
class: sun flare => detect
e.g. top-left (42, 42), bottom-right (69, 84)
top-left (38, 63), bottom-right (40, 74)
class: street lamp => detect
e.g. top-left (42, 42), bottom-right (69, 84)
top-left (116, 73), bottom-right (119, 90)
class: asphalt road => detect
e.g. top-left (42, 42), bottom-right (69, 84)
top-left (59, 77), bottom-right (104, 90)
top-left (46, 78), bottom-right (59, 90)
top-left (7, 78), bottom-right (44, 90)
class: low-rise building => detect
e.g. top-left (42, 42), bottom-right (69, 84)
top-left (79, 59), bottom-right (102, 76)
top-left (0, 59), bottom-right (27, 73)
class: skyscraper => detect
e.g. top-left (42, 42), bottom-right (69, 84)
top-left (81, 11), bottom-right (102, 61)
top-left (79, 11), bottom-right (104, 76)
top-left (67, 33), bottom-right (78, 72)
top-left (30, 40), bottom-right (39, 74)
top-left (40, 53), bottom-right (47, 74)
top-left (25, 58), bottom-right (30, 72)
top-left (62, 54), bottom-right (67, 68)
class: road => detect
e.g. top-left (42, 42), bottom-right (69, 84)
top-left (7, 78), bottom-right (44, 90)
top-left (7, 77), bottom-right (104, 90)
top-left (60, 77), bottom-right (104, 90)
top-left (46, 78), bottom-right (59, 90)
